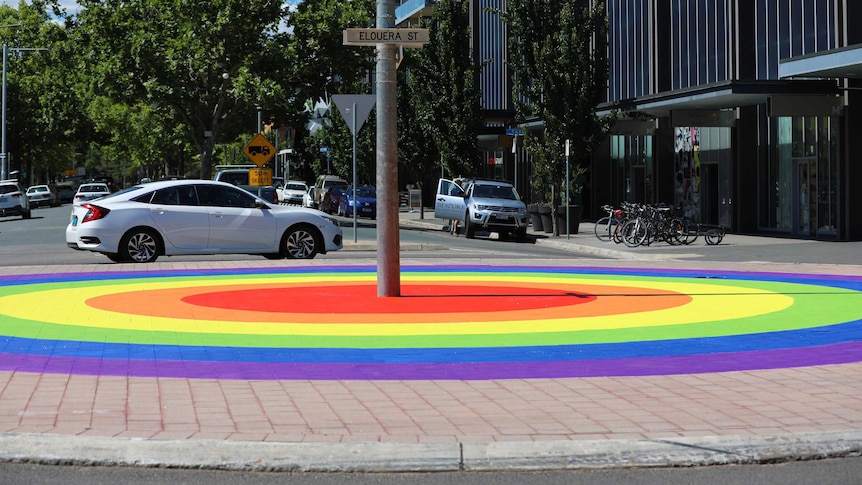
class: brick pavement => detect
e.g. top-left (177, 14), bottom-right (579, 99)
top-left (1, 225), bottom-right (862, 470)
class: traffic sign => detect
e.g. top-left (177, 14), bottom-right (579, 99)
top-left (249, 169), bottom-right (272, 187)
top-left (343, 28), bottom-right (429, 47)
top-left (331, 94), bottom-right (376, 135)
top-left (242, 133), bottom-right (276, 167)
top-left (505, 128), bottom-right (523, 135)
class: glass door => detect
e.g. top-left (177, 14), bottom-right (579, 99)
top-left (793, 157), bottom-right (817, 236)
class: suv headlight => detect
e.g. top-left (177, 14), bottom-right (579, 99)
top-left (473, 203), bottom-right (488, 211)
top-left (517, 207), bottom-right (527, 215)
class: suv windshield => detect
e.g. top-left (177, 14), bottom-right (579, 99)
top-left (472, 184), bottom-right (518, 200)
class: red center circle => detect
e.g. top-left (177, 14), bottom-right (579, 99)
top-left (181, 284), bottom-right (597, 314)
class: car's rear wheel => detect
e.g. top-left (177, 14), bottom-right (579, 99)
top-left (283, 224), bottom-right (320, 259)
top-left (119, 228), bottom-right (161, 263)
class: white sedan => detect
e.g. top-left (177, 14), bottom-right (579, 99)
top-left (66, 179), bottom-right (343, 263)
top-left (73, 182), bottom-right (111, 206)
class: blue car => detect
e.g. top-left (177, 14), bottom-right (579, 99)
top-left (338, 186), bottom-right (377, 219)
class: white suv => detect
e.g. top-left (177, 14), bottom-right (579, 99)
top-left (0, 179), bottom-right (31, 219)
top-left (434, 178), bottom-right (528, 240)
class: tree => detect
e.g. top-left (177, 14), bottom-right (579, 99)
top-left (0, 1), bottom-right (87, 185)
top-left (403, 0), bottom-right (482, 181)
top-left (70, 0), bottom-right (286, 179)
top-left (282, 0), bottom-right (376, 181)
top-left (500, 0), bottom-right (614, 206)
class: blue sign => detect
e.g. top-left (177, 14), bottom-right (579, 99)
top-left (505, 128), bottom-right (523, 135)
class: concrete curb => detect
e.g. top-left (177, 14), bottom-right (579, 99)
top-left (2, 431), bottom-right (860, 472)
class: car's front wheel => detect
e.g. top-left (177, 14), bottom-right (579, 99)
top-left (464, 213), bottom-right (476, 239)
top-left (119, 228), bottom-right (161, 263)
top-left (282, 224), bottom-right (320, 259)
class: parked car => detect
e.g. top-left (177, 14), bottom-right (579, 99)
top-left (73, 182), bottom-right (112, 206)
top-left (213, 167), bottom-right (278, 204)
top-left (312, 174), bottom-right (348, 209)
top-left (26, 184), bottom-right (60, 208)
top-left (0, 179), bottom-right (31, 219)
top-left (54, 182), bottom-right (76, 203)
top-left (321, 184), bottom-right (348, 214)
top-left (303, 186), bottom-right (316, 208)
top-left (66, 179), bottom-right (343, 263)
top-left (338, 186), bottom-right (377, 219)
top-left (434, 178), bottom-right (528, 241)
top-left (277, 180), bottom-right (309, 205)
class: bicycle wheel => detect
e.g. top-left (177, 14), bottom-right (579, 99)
top-left (594, 216), bottom-right (613, 241)
top-left (705, 230), bottom-right (724, 245)
top-left (621, 219), bottom-right (647, 248)
top-left (668, 218), bottom-right (690, 245)
top-left (611, 218), bottom-right (626, 244)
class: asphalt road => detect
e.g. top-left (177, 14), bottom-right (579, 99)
top-left (0, 204), bottom-right (590, 267)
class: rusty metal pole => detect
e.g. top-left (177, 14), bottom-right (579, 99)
top-left (376, 0), bottom-right (400, 297)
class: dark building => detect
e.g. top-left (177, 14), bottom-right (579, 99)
top-left (398, 1), bottom-right (862, 240)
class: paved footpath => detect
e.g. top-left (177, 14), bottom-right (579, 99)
top-left (1, 215), bottom-right (861, 472)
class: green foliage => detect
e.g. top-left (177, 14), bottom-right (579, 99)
top-left (500, 0), bottom-right (615, 204)
top-left (282, 0), bottom-right (376, 182)
top-left (402, 0), bottom-right (482, 180)
top-left (71, 0), bottom-right (286, 179)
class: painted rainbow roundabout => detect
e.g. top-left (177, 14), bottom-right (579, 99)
top-left (1, 265), bottom-right (860, 380)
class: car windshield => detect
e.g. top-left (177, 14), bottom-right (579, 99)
top-left (220, 172), bottom-right (249, 185)
top-left (0, 185), bottom-right (18, 194)
top-left (287, 183), bottom-right (306, 190)
top-left (472, 184), bottom-right (517, 200)
top-left (79, 185), bottom-right (109, 193)
top-left (102, 186), bottom-right (146, 200)
top-left (350, 187), bottom-right (376, 198)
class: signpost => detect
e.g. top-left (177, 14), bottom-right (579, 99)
top-left (344, 11), bottom-right (429, 298)
top-left (506, 128), bottom-right (523, 197)
top-left (332, 94), bottom-right (377, 243)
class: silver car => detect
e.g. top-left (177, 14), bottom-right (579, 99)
top-left (73, 183), bottom-right (111, 206)
top-left (434, 178), bottom-right (528, 240)
top-left (0, 179), bottom-right (31, 219)
top-left (66, 179), bottom-right (344, 263)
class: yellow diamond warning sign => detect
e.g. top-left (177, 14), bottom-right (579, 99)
top-left (242, 133), bottom-right (276, 167)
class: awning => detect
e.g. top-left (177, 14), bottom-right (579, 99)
top-left (779, 44), bottom-right (862, 79)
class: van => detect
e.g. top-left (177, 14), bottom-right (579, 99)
top-left (313, 175), bottom-right (347, 209)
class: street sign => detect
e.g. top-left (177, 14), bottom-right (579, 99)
top-left (343, 28), bottom-right (429, 47)
top-left (331, 94), bottom-right (376, 135)
top-left (242, 133), bottom-right (276, 167)
top-left (249, 169), bottom-right (272, 187)
top-left (505, 128), bottom-right (523, 135)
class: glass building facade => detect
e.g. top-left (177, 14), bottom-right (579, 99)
top-left (595, 0), bottom-right (860, 240)
top-left (397, 0), bottom-right (862, 240)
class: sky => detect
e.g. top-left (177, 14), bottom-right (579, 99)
top-left (1, 1), bottom-right (301, 11)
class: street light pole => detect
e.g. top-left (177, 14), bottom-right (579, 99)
top-left (2, 43), bottom-right (8, 180)
top-left (1, 42), bottom-right (49, 181)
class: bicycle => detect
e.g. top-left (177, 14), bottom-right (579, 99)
top-left (594, 204), bottom-right (625, 242)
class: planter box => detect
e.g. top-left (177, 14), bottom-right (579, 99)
top-left (555, 205), bottom-right (583, 235)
